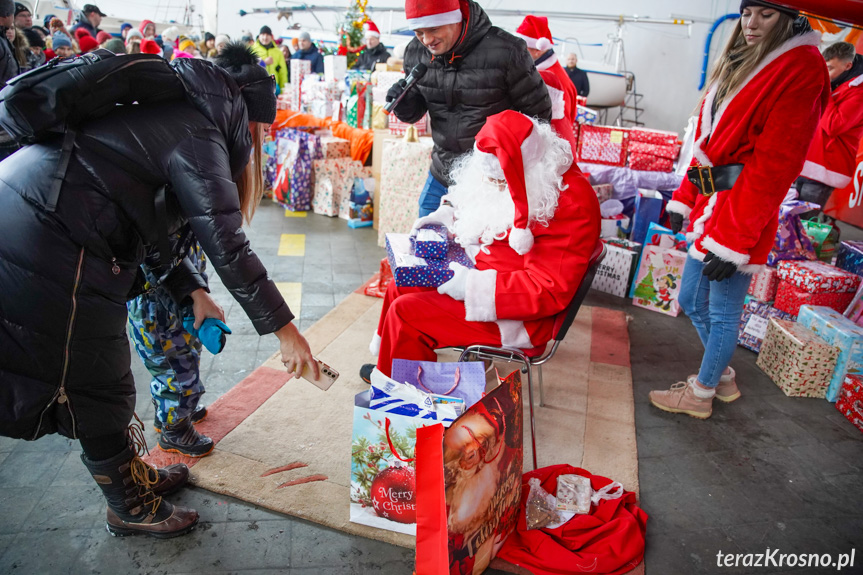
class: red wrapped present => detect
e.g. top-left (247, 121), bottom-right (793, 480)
top-left (629, 128), bottom-right (678, 147)
top-left (774, 280), bottom-right (856, 316)
top-left (577, 125), bottom-right (629, 167)
top-left (628, 141), bottom-right (678, 160)
top-left (628, 152), bottom-right (674, 173)
top-left (835, 374), bottom-right (863, 434)
top-left (776, 260), bottom-right (861, 294)
top-left (747, 267), bottom-right (779, 302)
top-left (363, 258), bottom-right (392, 298)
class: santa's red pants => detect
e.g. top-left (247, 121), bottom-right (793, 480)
top-left (375, 282), bottom-right (503, 376)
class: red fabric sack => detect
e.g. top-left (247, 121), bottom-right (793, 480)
top-left (497, 464), bottom-right (647, 575)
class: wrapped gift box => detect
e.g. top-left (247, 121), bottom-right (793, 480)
top-left (601, 214), bottom-right (629, 239)
top-left (738, 299), bottom-right (795, 353)
top-left (835, 374), bottom-right (863, 434)
top-left (576, 105), bottom-right (598, 125)
top-left (591, 243), bottom-right (639, 298)
top-left (319, 135), bottom-right (351, 159)
top-left (385, 233), bottom-right (474, 287)
top-left (289, 60), bottom-right (312, 111)
top-left (604, 238), bottom-right (642, 253)
top-left (757, 318), bottom-right (839, 398)
top-left (629, 152), bottom-right (674, 173)
top-left (776, 260), bottom-right (861, 294)
top-left (339, 166), bottom-right (372, 219)
top-left (747, 267), bottom-right (779, 302)
top-left (628, 141), bottom-right (679, 160)
top-left (775, 281), bottom-right (856, 316)
top-left (324, 54), bottom-right (348, 83)
top-left (377, 137), bottom-right (434, 247)
top-left (312, 158), bottom-right (363, 217)
top-left (631, 242), bottom-right (686, 317)
top-left (389, 114), bottom-right (429, 136)
top-left (797, 305), bottom-right (863, 402)
top-left (411, 225), bottom-right (449, 260)
top-left (593, 183), bottom-right (613, 203)
top-left (836, 241), bottom-right (863, 276)
top-left (578, 125), bottom-right (629, 167)
top-left (629, 128), bottom-right (678, 147)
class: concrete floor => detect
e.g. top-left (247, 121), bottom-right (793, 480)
top-left (1, 202), bottom-right (861, 575)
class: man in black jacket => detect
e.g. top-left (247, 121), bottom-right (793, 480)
top-left (388, 0), bottom-right (552, 216)
top-left (565, 53), bottom-right (590, 98)
top-left (355, 20), bottom-right (390, 71)
top-left (71, 3), bottom-right (105, 38)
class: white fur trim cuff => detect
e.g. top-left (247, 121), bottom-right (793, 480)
top-left (406, 8), bottom-right (462, 30)
top-left (688, 243), bottom-right (707, 261)
top-left (509, 227), bottom-right (534, 255)
top-left (496, 320), bottom-right (533, 349)
top-left (701, 236), bottom-right (751, 267)
top-left (369, 333), bottom-right (381, 357)
top-left (738, 263), bottom-right (765, 275)
top-left (465, 268), bottom-right (497, 322)
top-left (800, 160), bottom-right (851, 190)
top-left (665, 200), bottom-right (692, 219)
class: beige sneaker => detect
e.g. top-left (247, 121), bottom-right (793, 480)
top-left (649, 376), bottom-right (713, 419)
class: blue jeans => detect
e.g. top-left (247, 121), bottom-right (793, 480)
top-left (678, 255), bottom-right (751, 388)
top-left (418, 171), bottom-right (449, 217)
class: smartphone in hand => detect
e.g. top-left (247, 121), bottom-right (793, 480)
top-left (300, 358), bottom-right (339, 391)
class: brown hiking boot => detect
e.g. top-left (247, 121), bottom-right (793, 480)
top-left (649, 376), bottom-right (714, 419)
top-left (81, 417), bottom-right (198, 538)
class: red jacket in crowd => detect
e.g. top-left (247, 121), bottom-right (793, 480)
top-left (800, 73), bottom-right (863, 189)
top-left (666, 31), bottom-right (829, 273)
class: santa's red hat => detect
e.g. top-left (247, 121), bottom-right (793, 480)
top-left (404, 0), bottom-right (462, 31)
top-left (515, 15), bottom-right (553, 52)
top-left (474, 111), bottom-right (546, 255)
top-left (364, 20), bottom-right (381, 38)
top-left (78, 34), bottom-right (99, 53)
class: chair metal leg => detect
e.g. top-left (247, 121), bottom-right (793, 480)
top-left (538, 364), bottom-right (545, 407)
top-left (523, 363), bottom-right (538, 470)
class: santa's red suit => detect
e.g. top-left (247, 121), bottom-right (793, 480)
top-left (800, 72), bottom-right (863, 189)
top-left (665, 31), bottom-right (829, 273)
top-left (516, 15), bottom-right (579, 125)
top-left (539, 69), bottom-right (578, 153)
top-left (374, 112), bottom-right (600, 376)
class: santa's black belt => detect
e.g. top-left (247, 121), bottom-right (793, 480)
top-left (686, 163), bottom-right (744, 196)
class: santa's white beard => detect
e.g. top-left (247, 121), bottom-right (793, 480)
top-left (446, 459), bottom-right (501, 534)
top-left (446, 149), bottom-right (564, 253)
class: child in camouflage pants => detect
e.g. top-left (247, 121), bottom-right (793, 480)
top-left (127, 243), bottom-right (212, 455)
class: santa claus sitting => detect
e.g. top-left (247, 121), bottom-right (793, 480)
top-left (361, 110), bottom-right (600, 381)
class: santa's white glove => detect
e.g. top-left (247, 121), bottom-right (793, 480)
top-left (437, 262), bottom-right (469, 301)
top-left (410, 204), bottom-right (455, 236)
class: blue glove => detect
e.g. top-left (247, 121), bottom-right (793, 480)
top-left (183, 317), bottom-right (232, 355)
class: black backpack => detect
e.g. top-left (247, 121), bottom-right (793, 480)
top-left (0, 49), bottom-right (187, 270)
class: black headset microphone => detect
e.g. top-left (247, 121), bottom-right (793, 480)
top-left (383, 63), bottom-right (428, 115)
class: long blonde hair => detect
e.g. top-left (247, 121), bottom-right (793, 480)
top-left (236, 121), bottom-right (265, 224)
top-left (705, 13), bottom-right (795, 110)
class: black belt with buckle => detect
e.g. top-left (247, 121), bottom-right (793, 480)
top-left (686, 163), bottom-right (745, 196)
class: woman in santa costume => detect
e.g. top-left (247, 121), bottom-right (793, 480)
top-left (651, 0), bottom-right (829, 419)
top-left (361, 110), bottom-right (600, 380)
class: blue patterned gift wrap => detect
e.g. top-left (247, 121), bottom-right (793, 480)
top-left (411, 225), bottom-right (449, 260)
top-left (797, 305), bottom-right (863, 402)
top-left (738, 299), bottom-right (795, 353)
top-left (836, 241), bottom-right (863, 276)
top-left (385, 233), bottom-right (474, 288)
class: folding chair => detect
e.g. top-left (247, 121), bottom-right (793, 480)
top-left (457, 242), bottom-right (607, 470)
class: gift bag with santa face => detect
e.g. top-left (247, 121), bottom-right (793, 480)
top-left (632, 240), bottom-right (686, 317)
top-left (351, 391), bottom-right (422, 535)
top-left (415, 370), bottom-right (524, 575)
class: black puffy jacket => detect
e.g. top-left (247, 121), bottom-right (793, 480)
top-left (0, 58), bottom-right (293, 440)
top-left (394, 0), bottom-right (551, 184)
top-left (355, 43), bottom-right (391, 71)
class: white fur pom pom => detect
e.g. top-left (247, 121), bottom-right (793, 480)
top-left (508, 227), bottom-right (534, 255)
top-left (536, 37), bottom-right (552, 52)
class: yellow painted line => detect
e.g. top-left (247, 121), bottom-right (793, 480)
top-left (284, 210), bottom-right (308, 218)
top-left (275, 282), bottom-right (302, 317)
top-left (278, 234), bottom-right (306, 257)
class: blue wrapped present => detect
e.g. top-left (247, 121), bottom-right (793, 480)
top-left (411, 225), bottom-right (449, 260)
top-left (797, 305), bottom-right (863, 402)
top-left (836, 241), bottom-right (863, 276)
top-left (386, 233), bottom-right (474, 288)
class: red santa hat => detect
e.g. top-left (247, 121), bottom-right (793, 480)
top-left (474, 111), bottom-right (546, 255)
top-left (363, 20), bottom-right (381, 38)
top-left (515, 15), bottom-right (554, 52)
top-left (140, 38), bottom-right (161, 55)
top-left (404, 0), bottom-right (463, 31)
top-left (78, 34), bottom-right (99, 53)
